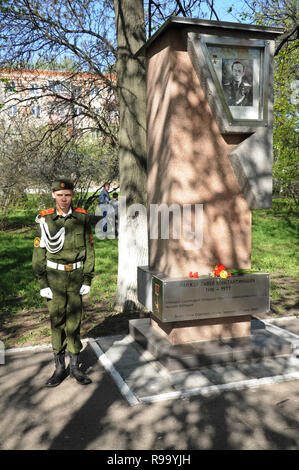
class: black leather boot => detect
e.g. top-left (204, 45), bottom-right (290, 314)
top-left (69, 353), bottom-right (92, 385)
top-left (45, 352), bottom-right (66, 387)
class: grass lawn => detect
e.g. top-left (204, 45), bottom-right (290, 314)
top-left (251, 203), bottom-right (299, 317)
top-left (0, 200), bottom-right (298, 348)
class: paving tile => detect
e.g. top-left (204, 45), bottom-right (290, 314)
top-left (171, 370), bottom-right (213, 390)
top-left (96, 337), bottom-right (147, 367)
top-left (125, 374), bottom-right (174, 397)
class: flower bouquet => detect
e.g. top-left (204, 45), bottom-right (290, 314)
top-left (211, 263), bottom-right (232, 279)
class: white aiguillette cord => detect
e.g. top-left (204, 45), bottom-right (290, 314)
top-left (35, 215), bottom-right (65, 254)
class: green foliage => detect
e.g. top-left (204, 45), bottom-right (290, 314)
top-left (238, 0), bottom-right (299, 203)
top-left (273, 43), bottom-right (299, 203)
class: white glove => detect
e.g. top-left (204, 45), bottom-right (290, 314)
top-left (40, 287), bottom-right (53, 299)
top-left (80, 285), bottom-right (91, 296)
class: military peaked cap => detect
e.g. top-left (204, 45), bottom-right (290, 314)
top-left (51, 178), bottom-right (74, 192)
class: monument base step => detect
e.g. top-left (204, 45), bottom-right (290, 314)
top-left (129, 318), bottom-right (293, 372)
top-left (150, 314), bottom-right (252, 344)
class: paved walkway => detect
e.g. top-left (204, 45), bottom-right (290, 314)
top-left (0, 317), bottom-right (299, 450)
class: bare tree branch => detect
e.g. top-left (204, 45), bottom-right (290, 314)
top-left (205, 0), bottom-right (220, 21)
top-left (275, 23), bottom-right (299, 55)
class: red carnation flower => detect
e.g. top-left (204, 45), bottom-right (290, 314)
top-left (217, 264), bottom-right (227, 271)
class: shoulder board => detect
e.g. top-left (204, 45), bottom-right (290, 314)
top-left (75, 207), bottom-right (87, 214)
top-left (40, 208), bottom-right (54, 217)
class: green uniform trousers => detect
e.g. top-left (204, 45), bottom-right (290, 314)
top-left (46, 267), bottom-right (84, 355)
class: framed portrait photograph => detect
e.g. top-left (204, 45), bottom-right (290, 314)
top-left (222, 58), bottom-right (253, 107)
top-left (207, 45), bottom-right (262, 120)
top-left (190, 35), bottom-right (270, 127)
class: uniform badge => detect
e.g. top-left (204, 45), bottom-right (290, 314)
top-left (34, 237), bottom-right (41, 247)
top-left (60, 182), bottom-right (65, 188)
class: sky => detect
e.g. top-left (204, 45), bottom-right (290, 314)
top-left (201, 0), bottom-right (248, 23)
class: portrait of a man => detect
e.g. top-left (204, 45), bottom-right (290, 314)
top-left (222, 59), bottom-right (253, 107)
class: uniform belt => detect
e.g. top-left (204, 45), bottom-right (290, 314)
top-left (47, 260), bottom-right (82, 271)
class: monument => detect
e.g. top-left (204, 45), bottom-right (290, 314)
top-left (131, 17), bottom-right (291, 369)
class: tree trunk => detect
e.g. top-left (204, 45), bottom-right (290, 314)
top-left (113, 0), bottom-right (148, 312)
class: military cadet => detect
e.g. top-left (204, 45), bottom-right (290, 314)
top-left (32, 178), bottom-right (94, 387)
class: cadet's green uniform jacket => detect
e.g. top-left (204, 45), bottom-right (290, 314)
top-left (32, 207), bottom-right (95, 354)
top-left (32, 207), bottom-right (95, 289)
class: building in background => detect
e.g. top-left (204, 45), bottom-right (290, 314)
top-left (0, 68), bottom-right (118, 138)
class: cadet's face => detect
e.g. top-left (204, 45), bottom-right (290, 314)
top-left (52, 190), bottom-right (74, 212)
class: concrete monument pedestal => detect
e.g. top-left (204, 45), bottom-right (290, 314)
top-left (150, 314), bottom-right (252, 344)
